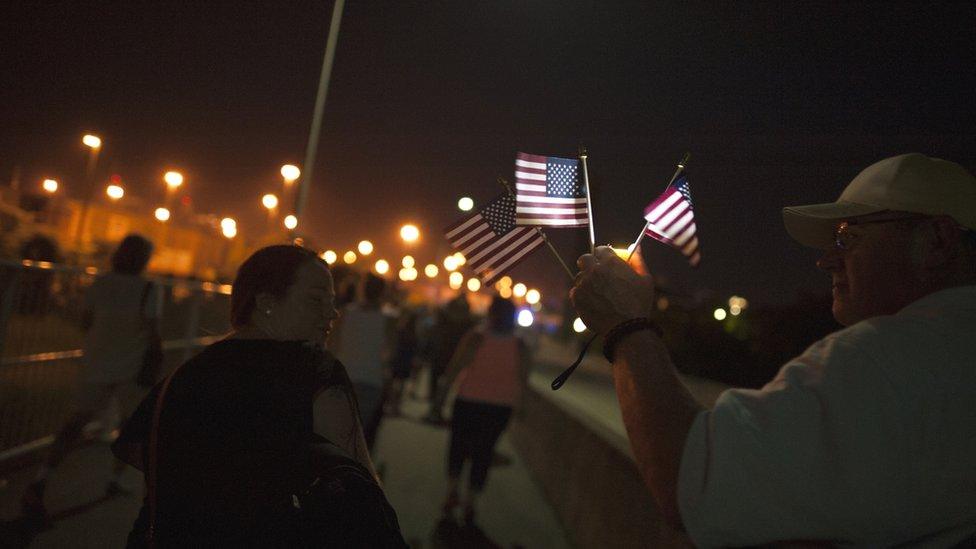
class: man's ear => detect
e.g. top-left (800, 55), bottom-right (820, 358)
top-left (920, 217), bottom-right (963, 270)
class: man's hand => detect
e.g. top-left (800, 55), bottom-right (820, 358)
top-left (570, 245), bottom-right (656, 333)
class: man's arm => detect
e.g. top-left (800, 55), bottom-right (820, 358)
top-left (570, 246), bottom-right (703, 529)
top-left (611, 330), bottom-right (702, 529)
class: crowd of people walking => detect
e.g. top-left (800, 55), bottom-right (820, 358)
top-left (11, 236), bottom-right (530, 547)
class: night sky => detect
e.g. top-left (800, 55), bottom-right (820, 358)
top-left (2, 2), bottom-right (974, 307)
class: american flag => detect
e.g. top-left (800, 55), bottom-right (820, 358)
top-left (444, 193), bottom-right (545, 284)
top-left (514, 152), bottom-right (589, 227)
top-left (643, 175), bottom-right (701, 266)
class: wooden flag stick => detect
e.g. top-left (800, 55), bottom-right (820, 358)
top-left (498, 177), bottom-right (576, 281)
top-left (626, 152), bottom-right (691, 262)
top-left (579, 145), bottom-right (597, 254)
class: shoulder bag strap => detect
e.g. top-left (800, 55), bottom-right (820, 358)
top-left (138, 281), bottom-right (153, 326)
top-left (146, 360), bottom-right (185, 547)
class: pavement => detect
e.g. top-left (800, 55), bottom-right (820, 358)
top-left (0, 334), bottom-right (728, 548)
top-left (0, 377), bottom-right (570, 548)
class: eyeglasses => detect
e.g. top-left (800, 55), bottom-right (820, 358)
top-left (833, 214), bottom-right (930, 251)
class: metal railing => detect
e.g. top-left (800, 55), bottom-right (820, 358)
top-left (0, 259), bottom-right (233, 455)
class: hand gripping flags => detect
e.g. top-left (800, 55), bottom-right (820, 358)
top-left (514, 152), bottom-right (589, 227)
top-left (643, 175), bottom-right (701, 266)
top-left (444, 193), bottom-right (545, 284)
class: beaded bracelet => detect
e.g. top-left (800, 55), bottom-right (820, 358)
top-left (602, 318), bottom-right (664, 362)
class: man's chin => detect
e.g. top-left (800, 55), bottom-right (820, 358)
top-left (832, 301), bottom-right (850, 326)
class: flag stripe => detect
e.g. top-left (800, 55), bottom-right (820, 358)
top-left (445, 214), bottom-right (483, 238)
top-left (516, 217), bottom-right (588, 226)
top-left (641, 175), bottom-right (700, 267)
top-left (470, 228), bottom-right (540, 272)
top-left (516, 206), bottom-right (589, 215)
top-left (515, 171), bottom-right (546, 182)
top-left (452, 221), bottom-right (491, 248)
top-left (674, 222), bottom-right (697, 247)
top-left (515, 195), bottom-right (587, 204)
top-left (515, 158), bottom-right (547, 170)
top-left (466, 229), bottom-right (520, 267)
top-left (481, 234), bottom-right (546, 284)
top-left (644, 190), bottom-right (682, 221)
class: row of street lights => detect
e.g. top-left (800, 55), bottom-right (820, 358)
top-left (39, 134), bottom-right (309, 244)
top-left (45, 134), bottom-right (479, 243)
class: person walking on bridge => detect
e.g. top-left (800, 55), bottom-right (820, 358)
top-left (438, 296), bottom-right (530, 524)
top-left (21, 234), bottom-right (161, 523)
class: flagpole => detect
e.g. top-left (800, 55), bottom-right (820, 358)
top-left (579, 145), bottom-right (596, 254)
top-left (626, 152), bottom-right (691, 262)
top-left (498, 177), bottom-right (576, 281)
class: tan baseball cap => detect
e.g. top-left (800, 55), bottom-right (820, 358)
top-left (782, 153), bottom-right (976, 249)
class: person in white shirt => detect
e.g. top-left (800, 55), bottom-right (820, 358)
top-left (22, 234), bottom-right (162, 521)
top-left (329, 272), bottom-right (394, 450)
top-left (570, 153), bottom-right (976, 547)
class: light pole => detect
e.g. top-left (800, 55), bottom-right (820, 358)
top-left (74, 133), bottom-right (102, 255)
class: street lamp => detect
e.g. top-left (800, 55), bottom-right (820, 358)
top-left (164, 171), bottom-right (184, 190)
top-left (262, 193), bottom-right (279, 210)
top-left (399, 224), bottom-right (420, 243)
top-left (154, 207), bottom-right (171, 222)
top-left (322, 250), bottom-right (337, 264)
top-left (401, 255), bottom-right (415, 268)
top-left (466, 278), bottom-right (481, 292)
top-left (525, 289), bottom-right (541, 305)
top-left (82, 134), bottom-right (102, 150)
top-left (221, 217), bottom-right (237, 239)
top-left (42, 179), bottom-right (58, 193)
top-left (358, 240), bottom-right (374, 255)
top-left (106, 185), bottom-right (124, 200)
top-left (457, 197), bottom-right (474, 211)
top-left (513, 283), bottom-right (527, 298)
top-left (424, 264), bottom-right (438, 278)
top-left (283, 215), bottom-right (298, 230)
top-left (343, 251), bottom-right (357, 264)
top-left (375, 259), bottom-right (390, 275)
top-left (280, 164), bottom-right (301, 184)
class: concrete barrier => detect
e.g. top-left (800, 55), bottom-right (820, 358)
top-left (510, 345), bottom-right (728, 548)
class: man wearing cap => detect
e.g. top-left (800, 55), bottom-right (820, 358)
top-left (571, 153), bottom-right (976, 547)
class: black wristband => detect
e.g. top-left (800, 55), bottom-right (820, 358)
top-left (602, 318), bottom-right (663, 363)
